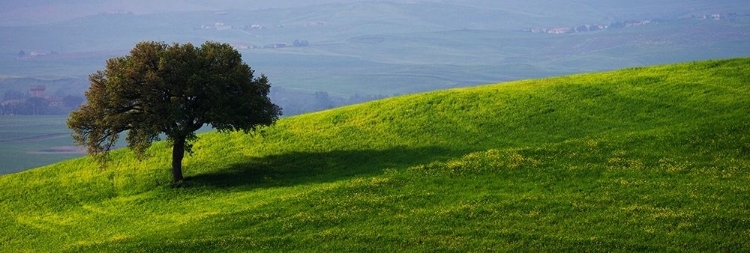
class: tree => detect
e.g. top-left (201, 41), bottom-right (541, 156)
top-left (68, 41), bottom-right (281, 183)
top-left (25, 97), bottom-right (50, 115)
top-left (3, 89), bottom-right (24, 101)
top-left (293, 39), bottom-right (309, 47)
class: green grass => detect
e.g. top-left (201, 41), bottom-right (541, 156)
top-left (1, 58), bottom-right (749, 252)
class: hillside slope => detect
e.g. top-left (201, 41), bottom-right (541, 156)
top-left (1, 58), bottom-right (749, 251)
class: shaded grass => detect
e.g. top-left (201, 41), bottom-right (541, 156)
top-left (1, 58), bottom-right (749, 252)
top-left (187, 146), bottom-right (449, 190)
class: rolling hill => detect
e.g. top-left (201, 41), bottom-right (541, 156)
top-left (1, 58), bottom-right (749, 251)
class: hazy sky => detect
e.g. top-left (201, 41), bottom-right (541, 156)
top-left (0, 0), bottom-right (393, 25)
top-left (2, 0), bottom-right (749, 26)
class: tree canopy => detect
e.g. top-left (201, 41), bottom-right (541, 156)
top-left (68, 41), bottom-right (281, 183)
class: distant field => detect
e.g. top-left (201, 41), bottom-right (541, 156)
top-left (0, 115), bottom-right (84, 174)
top-left (0, 116), bottom-right (210, 175)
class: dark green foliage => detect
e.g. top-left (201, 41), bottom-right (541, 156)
top-left (67, 41), bottom-right (281, 182)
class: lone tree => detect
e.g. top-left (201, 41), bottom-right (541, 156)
top-left (68, 41), bottom-right (281, 183)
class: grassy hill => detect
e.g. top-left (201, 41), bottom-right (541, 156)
top-left (1, 58), bottom-right (749, 252)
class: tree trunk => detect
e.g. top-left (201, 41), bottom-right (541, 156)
top-left (172, 135), bottom-right (186, 183)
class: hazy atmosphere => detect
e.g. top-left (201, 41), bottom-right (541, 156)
top-left (2, 0), bottom-right (750, 172)
top-left (2, 1), bottom-right (750, 252)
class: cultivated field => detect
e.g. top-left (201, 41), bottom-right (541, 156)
top-left (0, 115), bottom-right (85, 174)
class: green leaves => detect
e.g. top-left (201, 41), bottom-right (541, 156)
top-left (68, 41), bottom-right (281, 180)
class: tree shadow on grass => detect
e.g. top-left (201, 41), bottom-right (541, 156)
top-left (186, 146), bottom-right (452, 191)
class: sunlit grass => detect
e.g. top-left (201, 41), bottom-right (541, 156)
top-left (1, 58), bottom-right (749, 252)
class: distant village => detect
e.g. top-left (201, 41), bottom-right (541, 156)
top-left (229, 39), bottom-right (310, 50)
top-left (524, 12), bottom-right (741, 34)
top-left (0, 85), bottom-right (84, 115)
top-left (196, 22), bottom-right (312, 50)
top-left (15, 50), bottom-right (60, 59)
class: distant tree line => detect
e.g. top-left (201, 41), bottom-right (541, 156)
top-left (293, 39), bottom-right (310, 47)
top-left (0, 85), bottom-right (387, 116)
top-left (270, 86), bottom-right (388, 115)
top-left (0, 89), bottom-right (84, 115)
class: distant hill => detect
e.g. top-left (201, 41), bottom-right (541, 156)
top-left (1, 0), bottom-right (747, 25)
top-left (2, 1), bottom-right (750, 97)
top-left (1, 58), bottom-right (748, 251)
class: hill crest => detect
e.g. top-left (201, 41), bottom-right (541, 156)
top-left (1, 58), bottom-right (749, 251)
